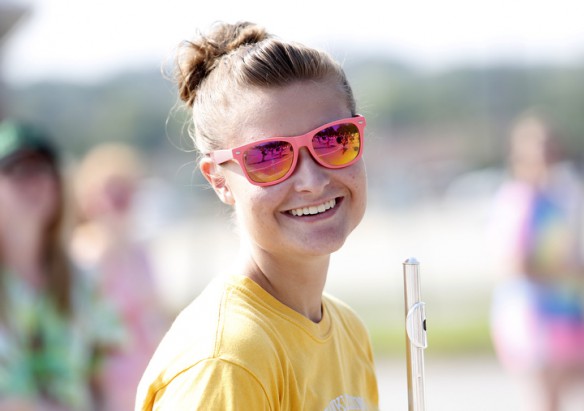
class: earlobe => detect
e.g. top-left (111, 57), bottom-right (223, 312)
top-left (200, 158), bottom-right (235, 206)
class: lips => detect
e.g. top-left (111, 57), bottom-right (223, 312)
top-left (287, 198), bottom-right (337, 217)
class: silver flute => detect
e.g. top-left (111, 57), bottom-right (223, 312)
top-left (403, 257), bottom-right (427, 411)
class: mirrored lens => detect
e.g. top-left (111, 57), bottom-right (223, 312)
top-left (243, 141), bottom-right (294, 183)
top-left (312, 123), bottom-right (361, 166)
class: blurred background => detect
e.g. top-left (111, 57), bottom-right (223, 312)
top-left (2, 0), bottom-right (584, 409)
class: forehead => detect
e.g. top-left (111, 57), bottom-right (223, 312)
top-left (228, 80), bottom-right (351, 146)
top-left (0, 151), bottom-right (53, 170)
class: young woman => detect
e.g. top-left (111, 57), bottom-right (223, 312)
top-left (135, 22), bottom-right (379, 410)
top-left (0, 120), bottom-right (122, 411)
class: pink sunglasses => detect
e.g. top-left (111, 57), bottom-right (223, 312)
top-left (210, 115), bottom-right (365, 187)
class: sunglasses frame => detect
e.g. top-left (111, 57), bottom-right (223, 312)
top-left (210, 115), bottom-right (366, 187)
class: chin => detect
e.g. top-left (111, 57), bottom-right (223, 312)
top-left (296, 232), bottom-right (351, 257)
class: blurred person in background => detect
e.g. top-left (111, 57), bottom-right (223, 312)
top-left (70, 142), bottom-right (168, 411)
top-left (488, 110), bottom-right (584, 411)
top-left (0, 120), bottom-right (122, 411)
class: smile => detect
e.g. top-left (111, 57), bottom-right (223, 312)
top-left (288, 198), bottom-right (337, 217)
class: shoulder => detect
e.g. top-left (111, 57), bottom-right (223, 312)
top-left (141, 276), bottom-right (228, 375)
top-left (139, 275), bottom-right (281, 382)
top-left (137, 276), bottom-right (280, 409)
top-left (323, 293), bottom-right (374, 350)
top-left (323, 293), bottom-right (367, 328)
top-left (140, 357), bottom-right (271, 410)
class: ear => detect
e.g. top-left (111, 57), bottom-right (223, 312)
top-left (200, 157), bottom-right (235, 206)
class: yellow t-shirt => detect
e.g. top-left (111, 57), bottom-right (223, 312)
top-left (135, 275), bottom-right (379, 410)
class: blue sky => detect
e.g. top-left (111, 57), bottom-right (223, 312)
top-left (3, 0), bottom-right (584, 84)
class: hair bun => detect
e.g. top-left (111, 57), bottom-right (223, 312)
top-left (175, 22), bottom-right (269, 107)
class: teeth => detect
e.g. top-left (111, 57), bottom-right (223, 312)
top-left (289, 199), bottom-right (336, 217)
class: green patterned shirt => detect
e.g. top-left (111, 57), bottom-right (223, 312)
top-left (0, 268), bottom-right (124, 410)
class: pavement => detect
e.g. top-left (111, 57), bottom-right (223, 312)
top-left (376, 355), bottom-right (584, 411)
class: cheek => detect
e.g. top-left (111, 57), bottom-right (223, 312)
top-left (348, 162), bottom-right (367, 205)
top-left (0, 180), bottom-right (24, 211)
top-left (344, 163), bottom-right (368, 230)
top-left (232, 184), bottom-right (284, 235)
top-left (232, 184), bottom-right (268, 222)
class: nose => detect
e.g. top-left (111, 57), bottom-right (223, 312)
top-left (291, 148), bottom-right (330, 193)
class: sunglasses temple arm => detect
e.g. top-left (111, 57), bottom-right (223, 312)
top-left (403, 257), bottom-right (427, 411)
top-left (210, 149), bottom-right (234, 165)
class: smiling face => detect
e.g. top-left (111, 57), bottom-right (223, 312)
top-left (201, 80), bottom-right (367, 260)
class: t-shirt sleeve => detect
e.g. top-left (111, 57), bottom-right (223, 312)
top-left (149, 358), bottom-right (272, 411)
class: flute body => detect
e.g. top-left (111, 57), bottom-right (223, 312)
top-left (403, 257), bottom-right (427, 411)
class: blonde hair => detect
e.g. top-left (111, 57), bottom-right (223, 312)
top-left (73, 142), bottom-right (144, 218)
top-left (174, 21), bottom-right (356, 155)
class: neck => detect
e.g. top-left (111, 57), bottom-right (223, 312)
top-left (239, 243), bottom-right (330, 323)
